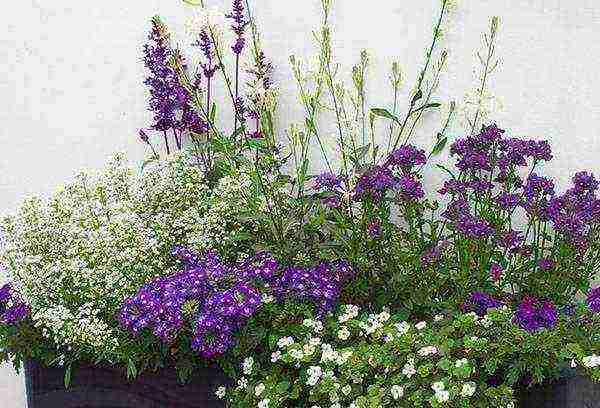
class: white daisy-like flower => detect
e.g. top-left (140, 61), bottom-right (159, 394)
top-left (337, 326), bottom-right (350, 340)
top-left (254, 383), bottom-right (265, 397)
top-left (277, 336), bottom-right (294, 348)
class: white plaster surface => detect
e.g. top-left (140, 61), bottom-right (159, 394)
top-left (1, 0), bottom-right (600, 406)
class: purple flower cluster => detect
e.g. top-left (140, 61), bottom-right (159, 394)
top-left (274, 260), bottom-right (353, 316)
top-left (442, 198), bottom-right (494, 239)
top-left (513, 296), bottom-right (558, 331)
top-left (353, 145), bottom-right (427, 203)
top-left (463, 291), bottom-right (502, 316)
top-left (587, 287), bottom-right (600, 313)
top-left (119, 249), bottom-right (352, 358)
top-left (141, 17), bottom-right (206, 151)
top-left (547, 172), bottom-right (600, 249)
top-left (0, 283), bottom-right (28, 325)
top-left (226, 0), bottom-right (248, 55)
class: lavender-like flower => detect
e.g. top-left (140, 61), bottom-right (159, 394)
top-left (226, 0), bottom-right (248, 55)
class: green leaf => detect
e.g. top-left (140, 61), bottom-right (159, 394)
top-left (276, 380), bottom-right (291, 393)
top-left (435, 164), bottom-right (457, 180)
top-left (430, 134), bottom-right (448, 157)
top-left (127, 358), bottom-right (137, 380)
top-left (64, 364), bottom-right (72, 389)
top-left (370, 108), bottom-right (402, 125)
top-left (411, 89), bottom-right (423, 104)
top-left (410, 102), bottom-right (442, 116)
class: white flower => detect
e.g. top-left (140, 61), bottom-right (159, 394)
top-left (455, 358), bottom-right (469, 368)
top-left (215, 385), bottom-right (226, 399)
top-left (402, 359), bottom-right (416, 378)
top-left (341, 384), bottom-right (352, 395)
top-left (395, 321), bottom-right (410, 335)
top-left (321, 343), bottom-right (339, 363)
top-left (307, 366), bottom-right (323, 386)
top-left (271, 351), bottom-right (281, 362)
top-left (434, 314), bottom-right (444, 322)
top-left (417, 346), bottom-right (438, 357)
top-left (461, 382), bottom-right (476, 397)
top-left (431, 381), bottom-right (445, 392)
top-left (338, 304), bottom-right (360, 323)
top-left (255, 383), bottom-right (265, 397)
top-left (261, 294), bottom-right (275, 304)
top-left (303, 343), bottom-right (316, 356)
top-left (185, 6), bottom-right (226, 35)
top-left (278, 336), bottom-right (294, 348)
top-left (571, 359), bottom-right (577, 368)
top-left (290, 348), bottom-right (304, 360)
top-left (309, 337), bottom-right (322, 346)
top-left (258, 398), bottom-right (270, 408)
top-left (237, 377), bottom-right (248, 389)
top-left (337, 326), bottom-right (350, 340)
top-left (415, 321), bottom-right (427, 330)
top-left (435, 390), bottom-right (450, 402)
top-left (335, 351), bottom-right (352, 366)
top-left (242, 357), bottom-right (254, 375)
top-left (390, 384), bottom-right (404, 400)
top-left (377, 310), bottom-right (391, 322)
top-left (582, 354), bottom-right (600, 368)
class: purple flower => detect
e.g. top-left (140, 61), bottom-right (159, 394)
top-left (438, 180), bottom-right (469, 196)
top-left (498, 229), bottom-right (524, 251)
top-left (119, 248), bottom-right (352, 358)
top-left (367, 220), bottom-right (381, 238)
top-left (464, 292), bottom-right (502, 316)
top-left (0, 283), bottom-right (28, 325)
top-left (495, 192), bottom-right (521, 210)
top-left (513, 296), bottom-right (557, 332)
top-left (490, 263), bottom-right (503, 281)
top-left (385, 145), bottom-right (427, 170)
top-left (397, 174), bottom-right (424, 201)
top-left (226, 0), bottom-right (248, 55)
top-left (313, 172), bottom-right (342, 191)
top-left (587, 287), bottom-right (600, 313)
top-left (322, 195), bottom-right (341, 209)
top-left (353, 166), bottom-right (396, 202)
top-left (537, 258), bottom-right (555, 271)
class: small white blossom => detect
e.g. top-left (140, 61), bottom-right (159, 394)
top-left (254, 383), bottom-right (266, 396)
top-left (390, 384), bottom-right (404, 400)
top-left (415, 321), bottom-right (427, 330)
top-left (278, 336), bottom-right (294, 348)
top-left (215, 386), bottom-right (226, 399)
top-left (337, 326), bottom-right (350, 340)
top-left (258, 398), bottom-right (270, 408)
top-left (271, 351), bottom-right (281, 362)
top-left (242, 357), bottom-right (254, 375)
top-left (461, 382), bottom-right (476, 397)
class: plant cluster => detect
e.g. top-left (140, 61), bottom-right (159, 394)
top-left (0, 0), bottom-right (598, 406)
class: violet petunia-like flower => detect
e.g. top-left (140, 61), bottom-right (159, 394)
top-left (119, 248), bottom-right (352, 358)
top-left (0, 283), bottom-right (29, 325)
top-left (464, 292), bottom-right (502, 316)
top-left (513, 296), bottom-right (557, 332)
top-left (586, 287), bottom-right (600, 313)
top-left (537, 258), bottom-right (555, 271)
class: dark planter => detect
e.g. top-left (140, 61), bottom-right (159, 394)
top-left (24, 360), bottom-right (229, 408)
top-left (518, 375), bottom-right (600, 408)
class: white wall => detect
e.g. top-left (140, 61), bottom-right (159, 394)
top-left (1, 0), bottom-right (599, 405)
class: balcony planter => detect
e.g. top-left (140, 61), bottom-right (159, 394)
top-left (518, 374), bottom-right (600, 408)
top-left (24, 360), bottom-right (228, 408)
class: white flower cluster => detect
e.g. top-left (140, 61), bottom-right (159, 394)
top-left (0, 152), bottom-right (252, 357)
top-left (226, 306), bottom-right (516, 408)
top-left (582, 354), bottom-right (600, 368)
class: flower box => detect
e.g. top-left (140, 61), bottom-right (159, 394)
top-left (24, 360), bottom-right (227, 408)
top-left (518, 375), bottom-right (600, 407)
